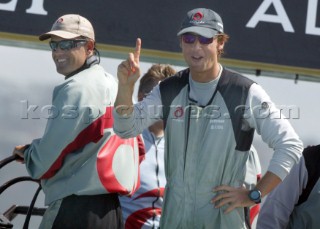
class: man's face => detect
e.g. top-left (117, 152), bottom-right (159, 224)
top-left (50, 35), bottom-right (88, 76)
top-left (180, 33), bottom-right (224, 74)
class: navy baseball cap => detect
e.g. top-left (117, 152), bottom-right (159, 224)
top-left (177, 8), bottom-right (224, 38)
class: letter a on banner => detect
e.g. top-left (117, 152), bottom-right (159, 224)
top-left (306, 0), bottom-right (320, 35)
top-left (246, 0), bottom-right (294, 32)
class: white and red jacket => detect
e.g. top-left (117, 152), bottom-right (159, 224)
top-left (24, 64), bottom-right (144, 205)
top-left (120, 129), bottom-right (166, 229)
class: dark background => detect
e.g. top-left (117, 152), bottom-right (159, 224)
top-left (0, 0), bottom-right (319, 71)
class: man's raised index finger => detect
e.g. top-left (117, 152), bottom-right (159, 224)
top-left (134, 38), bottom-right (141, 62)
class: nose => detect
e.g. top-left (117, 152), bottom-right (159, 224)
top-left (192, 39), bottom-right (202, 49)
top-left (52, 48), bottom-right (65, 58)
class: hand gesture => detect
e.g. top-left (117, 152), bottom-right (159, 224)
top-left (117, 38), bottom-right (141, 87)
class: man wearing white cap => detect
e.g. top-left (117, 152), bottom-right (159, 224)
top-left (113, 8), bottom-right (304, 228)
top-left (13, 14), bottom-right (143, 229)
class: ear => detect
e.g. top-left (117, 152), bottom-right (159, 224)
top-left (217, 36), bottom-right (225, 49)
top-left (217, 40), bottom-right (225, 51)
top-left (86, 40), bottom-right (95, 53)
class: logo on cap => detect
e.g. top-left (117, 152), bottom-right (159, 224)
top-left (193, 12), bottom-right (203, 21)
top-left (56, 17), bottom-right (63, 24)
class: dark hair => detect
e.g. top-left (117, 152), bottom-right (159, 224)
top-left (138, 64), bottom-right (176, 101)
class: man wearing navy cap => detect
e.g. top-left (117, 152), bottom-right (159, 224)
top-left (113, 8), bottom-right (303, 228)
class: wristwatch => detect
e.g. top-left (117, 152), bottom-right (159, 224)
top-left (248, 188), bottom-right (261, 204)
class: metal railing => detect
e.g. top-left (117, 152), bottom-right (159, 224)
top-left (0, 155), bottom-right (46, 229)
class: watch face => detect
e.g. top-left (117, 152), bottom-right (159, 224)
top-left (250, 190), bottom-right (260, 200)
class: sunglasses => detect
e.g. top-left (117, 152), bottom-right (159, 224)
top-left (181, 33), bottom-right (214, 45)
top-left (49, 39), bottom-right (87, 51)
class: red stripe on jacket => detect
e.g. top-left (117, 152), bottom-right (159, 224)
top-left (41, 107), bottom-right (114, 179)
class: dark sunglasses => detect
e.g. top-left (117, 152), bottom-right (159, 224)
top-left (181, 33), bottom-right (214, 45)
top-left (49, 39), bottom-right (87, 51)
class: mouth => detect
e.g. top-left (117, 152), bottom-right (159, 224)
top-left (56, 58), bottom-right (67, 63)
top-left (54, 58), bottom-right (68, 68)
top-left (191, 55), bottom-right (203, 61)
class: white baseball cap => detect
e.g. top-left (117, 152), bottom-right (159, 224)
top-left (39, 14), bottom-right (95, 41)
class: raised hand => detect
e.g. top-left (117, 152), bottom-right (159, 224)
top-left (115, 38), bottom-right (142, 116)
top-left (117, 38), bottom-right (141, 86)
